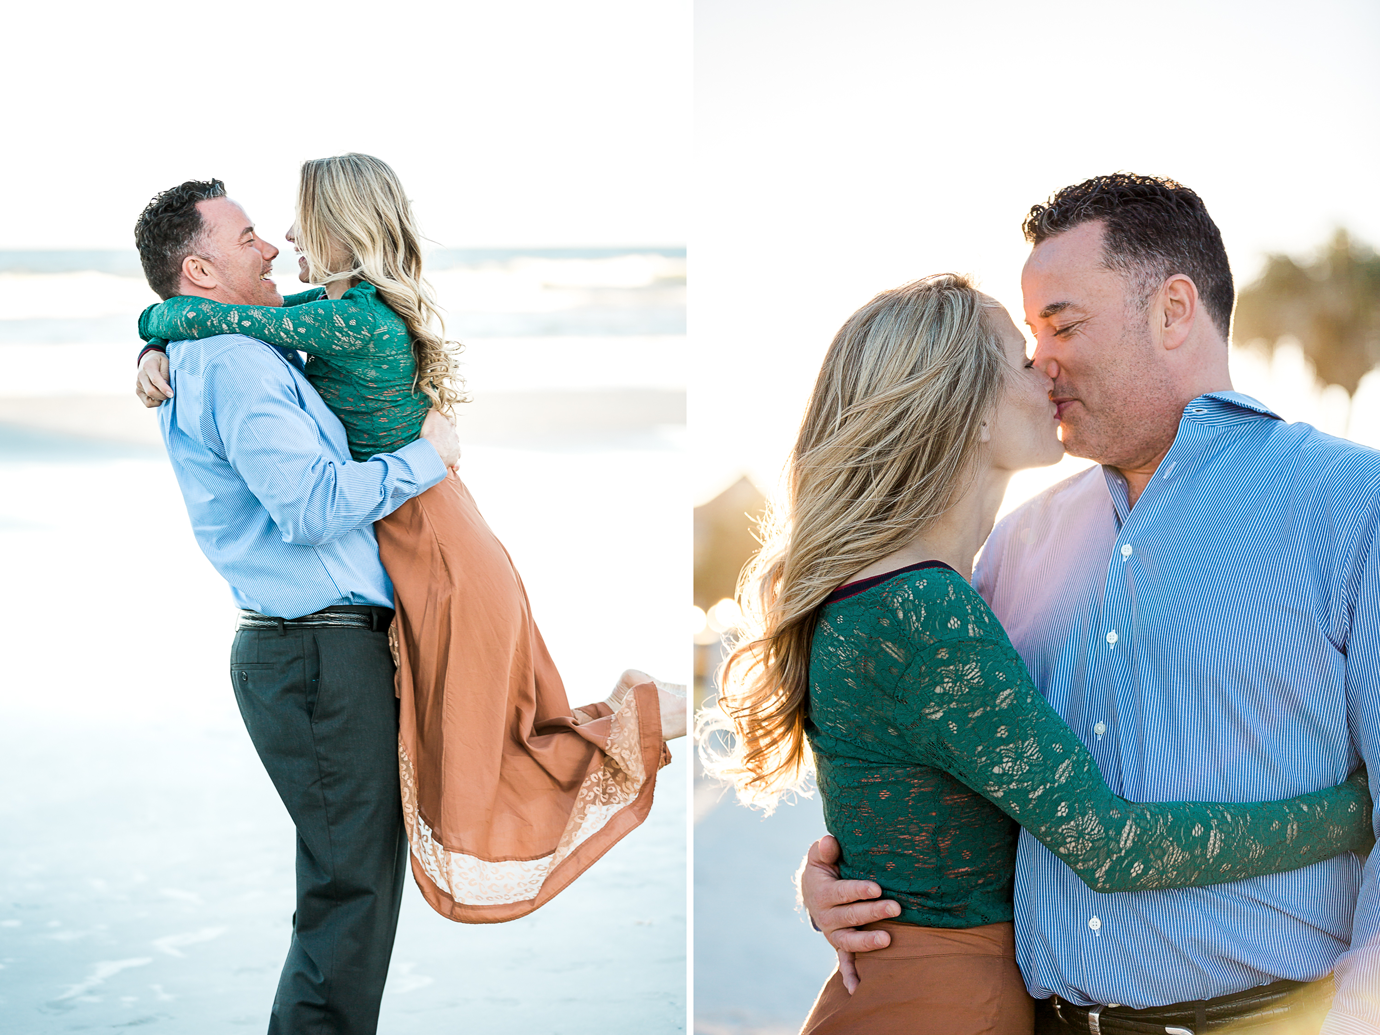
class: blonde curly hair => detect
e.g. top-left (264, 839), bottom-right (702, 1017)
top-left (296, 153), bottom-right (466, 415)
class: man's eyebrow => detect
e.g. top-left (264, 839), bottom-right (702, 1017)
top-left (240, 226), bottom-right (255, 238)
top-left (1037, 301), bottom-right (1080, 320)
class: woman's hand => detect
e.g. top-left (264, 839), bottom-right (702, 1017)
top-left (136, 351), bottom-right (172, 408)
top-left (420, 408), bottom-right (461, 470)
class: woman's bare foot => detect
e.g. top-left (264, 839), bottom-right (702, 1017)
top-left (606, 669), bottom-right (687, 740)
top-left (605, 669), bottom-right (653, 712)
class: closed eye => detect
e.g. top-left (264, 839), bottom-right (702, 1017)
top-left (1053, 322), bottom-right (1081, 339)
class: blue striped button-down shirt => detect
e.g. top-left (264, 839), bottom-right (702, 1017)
top-left (974, 392), bottom-right (1380, 1033)
top-left (159, 333), bottom-right (447, 619)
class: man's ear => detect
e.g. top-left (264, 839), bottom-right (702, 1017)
top-left (180, 253), bottom-right (218, 292)
top-left (1158, 274), bottom-right (1198, 352)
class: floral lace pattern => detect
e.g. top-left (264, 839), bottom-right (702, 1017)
top-left (140, 285), bottom-right (429, 461)
top-left (808, 568), bottom-right (1371, 928)
top-left (398, 692), bottom-right (648, 907)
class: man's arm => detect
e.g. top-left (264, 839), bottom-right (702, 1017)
top-left (798, 834), bottom-right (901, 993)
top-left (1324, 503), bottom-right (1380, 1035)
top-left (200, 340), bottom-right (453, 544)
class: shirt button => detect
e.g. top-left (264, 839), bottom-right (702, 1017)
top-left (1120, 544), bottom-right (1133, 558)
top-left (1088, 916), bottom-right (1102, 932)
top-left (1106, 630), bottom-right (1118, 646)
top-left (1094, 721), bottom-right (1107, 736)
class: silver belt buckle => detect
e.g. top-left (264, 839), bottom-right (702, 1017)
top-left (1087, 1004), bottom-right (1145, 1035)
top-left (1164, 1029), bottom-right (1195, 1035)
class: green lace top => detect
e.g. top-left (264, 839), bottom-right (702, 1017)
top-left (806, 561), bottom-right (1372, 929)
top-left (139, 284), bottom-right (428, 461)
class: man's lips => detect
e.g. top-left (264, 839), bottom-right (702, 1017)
top-left (1052, 398), bottom-right (1076, 420)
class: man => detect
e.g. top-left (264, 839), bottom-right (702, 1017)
top-left (800, 174), bottom-right (1380, 1034)
top-left (132, 179), bottom-right (458, 1034)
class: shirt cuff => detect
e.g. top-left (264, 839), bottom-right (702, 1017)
top-left (395, 436), bottom-right (449, 491)
top-left (137, 341), bottom-right (167, 365)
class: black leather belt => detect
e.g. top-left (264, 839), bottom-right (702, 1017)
top-left (1049, 977), bottom-right (1331, 1034)
top-left (237, 605), bottom-right (394, 633)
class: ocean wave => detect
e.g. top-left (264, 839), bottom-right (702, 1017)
top-left (0, 250), bottom-right (685, 338)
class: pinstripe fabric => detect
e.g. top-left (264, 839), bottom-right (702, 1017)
top-left (973, 392), bottom-right (1380, 1034)
top-left (159, 333), bottom-right (447, 619)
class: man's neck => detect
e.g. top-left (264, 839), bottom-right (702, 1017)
top-left (1113, 381), bottom-right (1232, 507)
top-left (177, 286), bottom-right (230, 303)
top-left (172, 281), bottom-right (284, 307)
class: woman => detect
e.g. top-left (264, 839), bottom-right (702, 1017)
top-left (699, 274), bottom-right (1372, 1034)
top-left (137, 153), bottom-right (686, 923)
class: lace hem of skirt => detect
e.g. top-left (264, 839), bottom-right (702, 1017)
top-left (397, 692), bottom-right (649, 906)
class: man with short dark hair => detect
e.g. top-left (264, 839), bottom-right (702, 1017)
top-left (133, 179), bottom-right (232, 300)
top-left (802, 174), bottom-right (1380, 1035)
top-left (132, 180), bottom-right (459, 1034)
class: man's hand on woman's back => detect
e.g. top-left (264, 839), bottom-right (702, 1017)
top-left (799, 834), bottom-right (901, 993)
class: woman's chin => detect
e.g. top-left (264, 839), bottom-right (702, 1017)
top-left (1009, 443), bottom-right (1067, 473)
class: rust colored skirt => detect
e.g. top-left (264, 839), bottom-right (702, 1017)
top-left (374, 472), bottom-right (669, 924)
top-left (799, 920), bottom-right (1034, 1035)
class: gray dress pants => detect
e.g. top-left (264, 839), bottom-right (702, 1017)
top-left (230, 623), bottom-right (408, 1035)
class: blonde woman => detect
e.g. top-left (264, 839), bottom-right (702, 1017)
top-left (700, 274), bottom-right (1371, 1034)
top-left (136, 154), bottom-right (685, 925)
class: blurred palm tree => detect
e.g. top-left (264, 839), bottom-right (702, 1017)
top-left (1235, 230), bottom-right (1380, 433)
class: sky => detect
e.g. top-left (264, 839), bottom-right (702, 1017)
top-left (692, 0), bottom-right (1380, 502)
top-left (2, 0), bottom-right (689, 250)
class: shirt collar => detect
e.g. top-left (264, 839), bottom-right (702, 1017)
top-left (1179, 390), bottom-right (1282, 423)
top-left (1097, 390), bottom-right (1281, 523)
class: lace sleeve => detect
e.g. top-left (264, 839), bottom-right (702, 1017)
top-left (904, 638), bottom-right (1372, 892)
top-left (138, 294), bottom-right (384, 358)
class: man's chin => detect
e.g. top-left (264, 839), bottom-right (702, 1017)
top-left (1057, 425), bottom-right (1097, 462)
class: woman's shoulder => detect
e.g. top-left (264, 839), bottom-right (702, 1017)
top-left (821, 562), bottom-right (1005, 651)
top-left (341, 281), bottom-right (410, 335)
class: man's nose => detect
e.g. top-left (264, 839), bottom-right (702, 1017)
top-left (260, 239), bottom-right (280, 261)
top-left (1030, 341), bottom-right (1060, 381)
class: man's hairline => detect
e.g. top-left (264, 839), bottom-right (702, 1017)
top-left (1026, 218), bottom-right (1164, 326)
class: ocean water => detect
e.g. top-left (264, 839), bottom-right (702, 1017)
top-left (0, 248), bottom-right (686, 398)
top-left (0, 247), bottom-right (685, 338)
